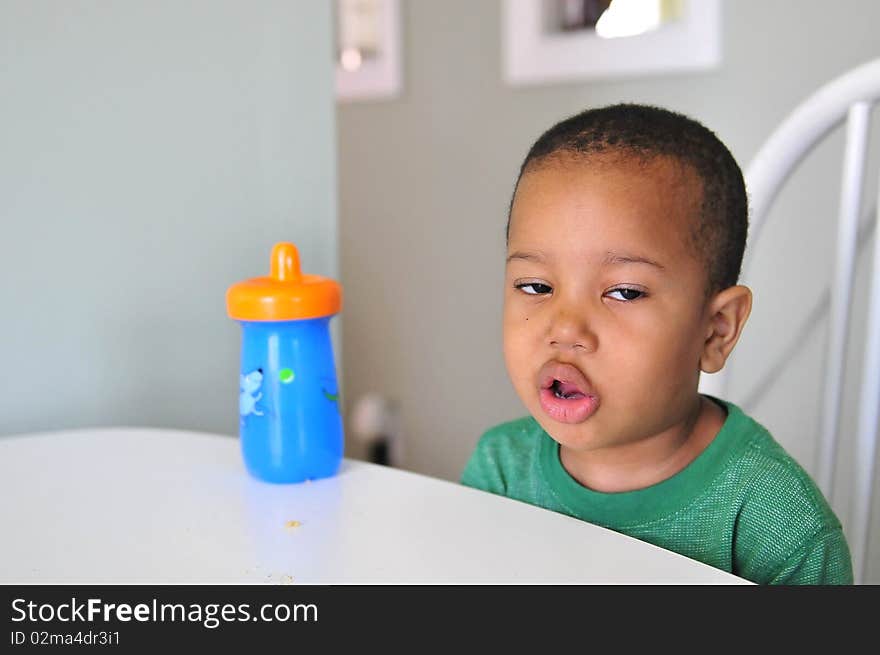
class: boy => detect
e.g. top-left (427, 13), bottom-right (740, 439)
top-left (461, 104), bottom-right (852, 585)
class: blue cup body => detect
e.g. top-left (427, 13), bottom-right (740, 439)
top-left (237, 316), bottom-right (343, 483)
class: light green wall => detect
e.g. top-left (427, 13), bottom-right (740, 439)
top-left (0, 1), bottom-right (337, 437)
top-left (338, 0), bottom-right (880, 580)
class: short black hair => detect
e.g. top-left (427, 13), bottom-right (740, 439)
top-left (507, 103), bottom-right (747, 294)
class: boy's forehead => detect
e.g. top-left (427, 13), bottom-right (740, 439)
top-left (509, 154), bottom-right (702, 258)
top-left (515, 151), bottom-right (700, 208)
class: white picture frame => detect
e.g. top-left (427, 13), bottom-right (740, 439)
top-left (502, 0), bottom-right (721, 86)
top-left (335, 0), bottom-right (402, 102)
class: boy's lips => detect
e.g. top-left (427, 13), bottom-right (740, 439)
top-left (537, 361), bottom-right (600, 424)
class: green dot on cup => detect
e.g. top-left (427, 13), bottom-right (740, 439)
top-left (279, 368), bottom-right (295, 384)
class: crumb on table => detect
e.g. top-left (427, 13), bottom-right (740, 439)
top-left (285, 520), bottom-right (302, 529)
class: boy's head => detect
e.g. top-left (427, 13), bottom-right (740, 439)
top-left (508, 103), bottom-right (747, 295)
top-left (503, 104), bottom-right (752, 457)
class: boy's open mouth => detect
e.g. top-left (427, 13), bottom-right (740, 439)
top-left (537, 361), bottom-right (599, 424)
top-left (550, 379), bottom-right (586, 400)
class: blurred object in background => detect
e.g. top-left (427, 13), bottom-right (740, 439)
top-left (349, 393), bottom-right (403, 467)
top-left (336, 0), bottom-right (382, 72)
top-left (334, 0), bottom-right (401, 101)
top-left (556, 0), bottom-right (611, 31)
top-left (550, 0), bottom-right (683, 38)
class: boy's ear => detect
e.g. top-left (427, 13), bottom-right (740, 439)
top-left (701, 285), bottom-right (752, 374)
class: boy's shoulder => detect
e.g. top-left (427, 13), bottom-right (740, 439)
top-left (470, 415), bottom-right (548, 466)
top-left (460, 416), bottom-right (547, 494)
top-left (723, 403), bottom-right (834, 515)
top-left (717, 401), bottom-right (851, 583)
top-left (478, 415), bottom-right (544, 446)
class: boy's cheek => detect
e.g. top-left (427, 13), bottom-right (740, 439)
top-left (502, 316), bottom-right (539, 355)
top-left (504, 328), bottom-right (543, 366)
top-left (502, 341), bottom-right (529, 378)
top-left (502, 346), bottom-right (537, 395)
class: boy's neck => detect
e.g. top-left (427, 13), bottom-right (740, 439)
top-left (558, 395), bottom-right (726, 494)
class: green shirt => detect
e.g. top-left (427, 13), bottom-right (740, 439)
top-left (461, 400), bottom-right (852, 585)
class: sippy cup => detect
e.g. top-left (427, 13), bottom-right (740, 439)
top-left (226, 242), bottom-right (343, 483)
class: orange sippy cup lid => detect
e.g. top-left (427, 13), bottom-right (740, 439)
top-left (226, 242), bottom-right (342, 321)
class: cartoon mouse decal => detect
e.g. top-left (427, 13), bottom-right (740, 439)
top-left (240, 368), bottom-right (265, 419)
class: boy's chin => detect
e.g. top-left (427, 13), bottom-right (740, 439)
top-left (531, 412), bottom-right (605, 450)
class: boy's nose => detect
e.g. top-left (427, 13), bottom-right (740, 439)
top-left (547, 308), bottom-right (597, 352)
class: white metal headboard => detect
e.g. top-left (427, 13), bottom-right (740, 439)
top-left (699, 58), bottom-right (880, 584)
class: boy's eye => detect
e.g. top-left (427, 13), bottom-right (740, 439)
top-left (516, 282), bottom-right (553, 295)
top-left (606, 287), bottom-right (645, 301)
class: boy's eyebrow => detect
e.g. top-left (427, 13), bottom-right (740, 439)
top-left (506, 250), bottom-right (665, 270)
top-left (602, 251), bottom-right (666, 270)
top-left (506, 251), bottom-right (546, 263)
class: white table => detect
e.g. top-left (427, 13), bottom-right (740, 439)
top-left (0, 428), bottom-right (749, 584)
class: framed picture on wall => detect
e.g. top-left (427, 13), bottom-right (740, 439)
top-left (335, 0), bottom-right (402, 102)
top-left (502, 0), bottom-right (721, 86)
